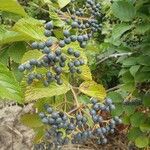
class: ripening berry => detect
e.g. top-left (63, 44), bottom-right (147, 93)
top-left (77, 36), bottom-right (84, 42)
top-left (64, 38), bottom-right (71, 44)
top-left (74, 60), bottom-right (80, 67)
top-left (38, 42), bottom-right (45, 49)
top-left (55, 48), bottom-right (62, 56)
top-left (18, 65), bottom-right (25, 72)
top-left (74, 51), bottom-right (80, 58)
top-left (70, 35), bottom-right (77, 42)
top-left (71, 22), bottom-right (79, 28)
top-left (67, 48), bottom-right (74, 55)
top-left (59, 40), bottom-right (65, 47)
top-left (63, 30), bottom-right (70, 37)
top-left (31, 42), bottom-right (38, 49)
top-left (43, 47), bottom-right (50, 54)
top-left (45, 39), bottom-right (53, 47)
top-left (76, 68), bottom-right (82, 74)
top-left (44, 30), bottom-right (52, 37)
top-left (45, 22), bottom-right (53, 30)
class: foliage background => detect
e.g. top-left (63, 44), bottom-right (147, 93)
top-left (0, 0), bottom-right (149, 149)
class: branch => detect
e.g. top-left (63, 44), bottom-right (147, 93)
top-left (70, 86), bottom-right (80, 107)
top-left (106, 85), bottom-right (121, 92)
top-left (96, 52), bottom-right (133, 65)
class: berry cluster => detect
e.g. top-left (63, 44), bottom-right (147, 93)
top-left (38, 104), bottom-right (75, 149)
top-left (18, 0), bottom-right (102, 87)
top-left (86, 0), bottom-right (102, 17)
top-left (57, 0), bottom-right (102, 48)
top-left (34, 98), bottom-right (122, 149)
top-left (18, 21), bottom-right (85, 86)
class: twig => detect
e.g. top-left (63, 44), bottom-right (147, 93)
top-left (96, 52), bottom-right (132, 65)
top-left (106, 85), bottom-right (121, 92)
top-left (64, 94), bottom-right (67, 112)
top-left (58, 11), bottom-right (93, 21)
top-left (70, 85), bottom-right (80, 107)
top-left (68, 107), bottom-right (79, 115)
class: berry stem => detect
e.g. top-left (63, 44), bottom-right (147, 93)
top-left (70, 85), bottom-right (80, 108)
top-left (64, 94), bottom-right (67, 112)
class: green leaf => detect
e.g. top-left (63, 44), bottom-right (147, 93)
top-left (0, 26), bottom-right (31, 45)
top-left (141, 66), bottom-right (150, 72)
top-left (8, 42), bottom-right (26, 63)
top-left (11, 62), bottom-right (24, 82)
top-left (78, 95), bottom-right (91, 105)
top-left (0, 11), bottom-right (21, 22)
top-left (140, 119), bottom-right (150, 132)
top-left (135, 135), bottom-right (149, 148)
top-left (112, 23), bottom-right (134, 40)
top-left (135, 71), bottom-right (150, 82)
top-left (121, 82), bottom-right (135, 92)
top-left (57, 0), bottom-right (70, 8)
top-left (137, 55), bottom-right (150, 66)
top-left (79, 81), bottom-right (106, 100)
top-left (108, 92), bottom-right (123, 103)
top-left (124, 105), bottom-right (136, 115)
top-left (130, 112), bottom-right (146, 127)
top-left (119, 68), bottom-right (128, 76)
top-left (122, 71), bottom-right (134, 83)
top-left (112, 1), bottom-right (136, 21)
top-left (143, 93), bottom-right (150, 107)
top-left (129, 65), bottom-right (140, 77)
top-left (127, 127), bottom-right (142, 142)
top-left (21, 50), bottom-right (42, 63)
top-left (135, 24), bottom-right (150, 34)
top-left (122, 115), bottom-right (130, 125)
top-left (34, 97), bottom-right (54, 112)
top-left (122, 57), bottom-right (137, 66)
top-left (111, 104), bottom-right (124, 116)
top-left (13, 18), bottom-right (46, 41)
top-left (20, 114), bottom-right (43, 128)
top-left (0, 47), bottom-right (9, 65)
top-left (25, 80), bottom-right (70, 102)
top-left (0, 0), bottom-right (28, 17)
top-left (84, 109), bottom-right (94, 127)
top-left (48, 5), bottom-right (65, 27)
top-left (0, 63), bottom-right (23, 103)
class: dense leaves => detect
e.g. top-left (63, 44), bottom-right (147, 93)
top-left (0, 0), bottom-right (149, 149)
top-left (0, 63), bottom-right (23, 103)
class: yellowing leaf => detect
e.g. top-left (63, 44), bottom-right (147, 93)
top-left (79, 81), bottom-right (106, 100)
top-left (58, 0), bottom-right (70, 8)
top-left (20, 114), bottom-right (43, 128)
top-left (25, 80), bottom-right (70, 102)
top-left (34, 127), bottom-right (45, 143)
top-left (80, 65), bottom-right (92, 81)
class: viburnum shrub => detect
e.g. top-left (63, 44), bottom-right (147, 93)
top-left (17, 0), bottom-right (122, 149)
top-left (0, 0), bottom-right (149, 149)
